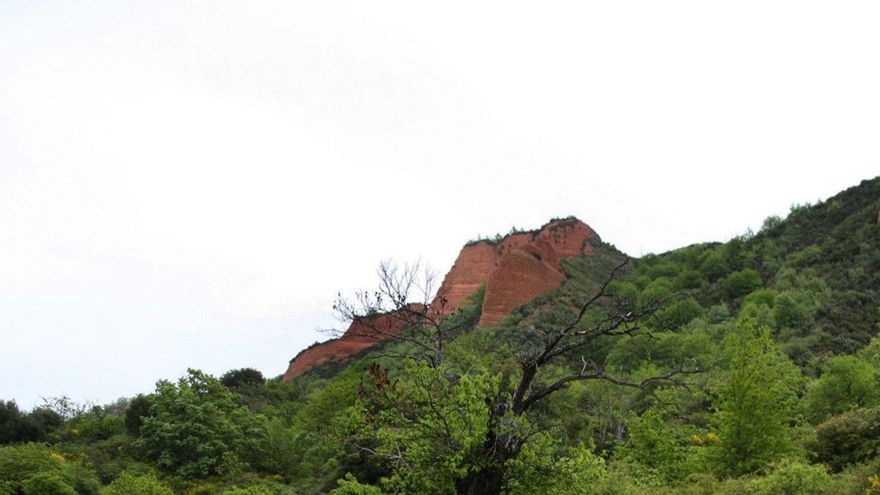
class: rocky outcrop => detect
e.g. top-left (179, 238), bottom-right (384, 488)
top-left (282, 217), bottom-right (599, 381)
top-left (281, 307), bottom-right (416, 382)
top-left (434, 217), bottom-right (598, 326)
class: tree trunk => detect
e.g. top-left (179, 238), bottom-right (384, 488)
top-left (455, 467), bottom-right (504, 495)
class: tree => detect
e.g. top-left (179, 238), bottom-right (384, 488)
top-left (0, 401), bottom-right (63, 445)
top-left (711, 322), bottom-right (801, 476)
top-left (124, 394), bottom-right (154, 437)
top-left (811, 407), bottom-right (880, 471)
top-left (135, 369), bottom-right (267, 478)
top-left (333, 258), bottom-right (701, 495)
top-left (699, 250), bottom-right (729, 282)
top-left (722, 269), bottom-right (763, 299)
top-left (804, 355), bottom-right (880, 423)
top-left (220, 368), bottom-right (266, 389)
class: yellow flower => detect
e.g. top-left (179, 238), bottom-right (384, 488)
top-left (49, 452), bottom-right (65, 462)
top-left (705, 432), bottom-right (719, 443)
top-left (867, 474), bottom-right (880, 494)
top-left (691, 434), bottom-right (704, 446)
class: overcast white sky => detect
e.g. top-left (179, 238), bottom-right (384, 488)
top-left (1, 1), bottom-right (878, 408)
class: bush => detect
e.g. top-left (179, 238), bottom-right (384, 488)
top-left (0, 401), bottom-right (61, 445)
top-left (647, 263), bottom-right (682, 280)
top-left (652, 298), bottom-right (703, 331)
top-left (220, 369), bottom-right (266, 389)
top-left (0, 443), bottom-right (99, 495)
top-left (811, 407), bottom-right (880, 471)
top-left (749, 459), bottom-right (831, 495)
top-left (135, 369), bottom-right (268, 478)
top-left (723, 269), bottom-right (764, 299)
top-left (805, 356), bottom-right (880, 423)
top-left (743, 289), bottom-right (777, 308)
top-left (101, 472), bottom-right (174, 495)
top-left (22, 472), bottom-right (78, 495)
top-left (773, 293), bottom-right (807, 329)
top-left (699, 251), bottom-right (729, 282)
top-left (124, 395), bottom-right (154, 437)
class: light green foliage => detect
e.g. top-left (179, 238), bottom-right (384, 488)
top-left (345, 361), bottom-right (502, 494)
top-left (136, 369), bottom-right (268, 478)
top-left (711, 323), bottom-right (801, 476)
top-left (640, 278), bottom-right (674, 307)
top-left (252, 417), bottom-right (298, 476)
top-left (294, 371), bottom-right (360, 434)
top-left (0, 443), bottom-right (99, 495)
top-left (651, 298), bottom-right (703, 331)
top-left (505, 439), bottom-right (606, 495)
top-left (615, 405), bottom-right (697, 483)
top-left (748, 459), bottom-right (831, 495)
top-left (330, 474), bottom-right (385, 495)
top-left (743, 289), bottom-right (777, 309)
top-left (646, 263), bottom-right (682, 280)
top-left (221, 485), bottom-right (281, 495)
top-left (607, 281), bottom-right (639, 313)
top-left (21, 472), bottom-right (78, 495)
top-left (101, 472), bottom-right (174, 495)
top-left (805, 355), bottom-right (880, 423)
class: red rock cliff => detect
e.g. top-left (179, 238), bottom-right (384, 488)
top-left (282, 307), bottom-right (416, 382)
top-left (282, 217), bottom-right (598, 381)
top-left (433, 217), bottom-right (598, 326)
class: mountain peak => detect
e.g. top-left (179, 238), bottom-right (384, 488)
top-left (282, 217), bottom-right (600, 381)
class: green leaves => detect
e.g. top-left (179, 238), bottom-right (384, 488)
top-left (711, 323), bottom-right (801, 476)
top-left (135, 369), bottom-right (269, 478)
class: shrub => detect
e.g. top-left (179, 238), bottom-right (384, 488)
top-left (135, 369), bottom-right (268, 478)
top-left (220, 369), bottom-right (266, 389)
top-left (22, 472), bottom-right (78, 495)
top-left (652, 298), bottom-right (703, 331)
top-left (647, 263), bottom-right (682, 280)
top-left (749, 459), bottom-right (831, 495)
top-left (699, 250), bottom-right (729, 282)
top-left (0, 443), bottom-right (99, 495)
top-left (124, 395), bottom-right (154, 437)
top-left (723, 269), bottom-right (763, 299)
top-left (811, 407), bottom-right (880, 471)
top-left (743, 289), bottom-right (777, 308)
top-left (101, 472), bottom-right (174, 495)
top-left (0, 401), bottom-right (61, 445)
top-left (805, 356), bottom-right (880, 423)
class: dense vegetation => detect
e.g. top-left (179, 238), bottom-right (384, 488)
top-left (2, 177), bottom-right (879, 494)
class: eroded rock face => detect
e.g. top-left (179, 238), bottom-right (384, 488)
top-left (282, 217), bottom-right (598, 381)
top-left (434, 217), bottom-right (598, 326)
top-left (281, 308), bottom-right (413, 382)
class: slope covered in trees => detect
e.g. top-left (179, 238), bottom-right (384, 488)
top-left (2, 177), bottom-right (879, 495)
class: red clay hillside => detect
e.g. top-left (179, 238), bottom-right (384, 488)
top-left (282, 217), bottom-right (599, 381)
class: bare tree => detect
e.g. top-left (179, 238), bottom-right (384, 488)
top-left (331, 260), bottom-right (474, 366)
top-left (338, 256), bottom-right (703, 495)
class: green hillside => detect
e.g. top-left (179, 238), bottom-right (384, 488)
top-left (2, 177), bottom-right (880, 495)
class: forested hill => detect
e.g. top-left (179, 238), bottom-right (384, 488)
top-left (2, 177), bottom-right (880, 495)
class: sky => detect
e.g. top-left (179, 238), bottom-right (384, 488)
top-left (1, 1), bottom-right (878, 409)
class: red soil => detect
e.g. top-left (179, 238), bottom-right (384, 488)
top-left (282, 218), bottom-right (598, 381)
top-left (281, 309), bottom-right (412, 381)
